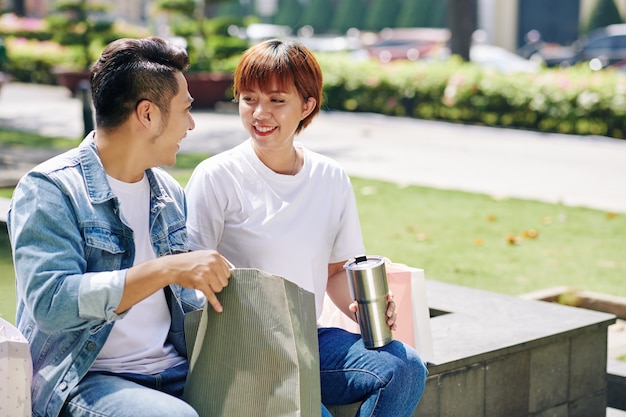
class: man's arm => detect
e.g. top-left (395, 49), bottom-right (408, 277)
top-left (119, 250), bottom-right (231, 314)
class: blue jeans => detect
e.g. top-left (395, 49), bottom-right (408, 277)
top-left (319, 327), bottom-right (428, 417)
top-left (59, 362), bottom-right (198, 417)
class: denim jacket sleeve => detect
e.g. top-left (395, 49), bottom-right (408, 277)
top-left (9, 170), bottom-right (127, 334)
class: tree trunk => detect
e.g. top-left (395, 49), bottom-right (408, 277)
top-left (13, 0), bottom-right (26, 16)
top-left (447, 0), bottom-right (477, 61)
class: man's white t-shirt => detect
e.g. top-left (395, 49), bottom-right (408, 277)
top-left (185, 140), bottom-right (365, 318)
top-left (90, 174), bottom-right (184, 374)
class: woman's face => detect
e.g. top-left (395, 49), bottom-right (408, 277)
top-left (238, 81), bottom-right (315, 152)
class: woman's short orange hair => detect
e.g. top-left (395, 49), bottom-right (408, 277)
top-left (233, 39), bottom-right (323, 134)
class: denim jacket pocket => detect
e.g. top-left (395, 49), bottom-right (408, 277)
top-left (83, 223), bottom-right (133, 270)
top-left (153, 218), bottom-right (189, 256)
top-left (168, 220), bottom-right (188, 254)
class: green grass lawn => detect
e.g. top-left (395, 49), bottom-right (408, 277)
top-left (1, 129), bottom-right (625, 323)
top-left (0, 128), bottom-right (80, 148)
top-left (352, 178), bottom-right (624, 297)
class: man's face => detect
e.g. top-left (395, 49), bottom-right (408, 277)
top-left (150, 71), bottom-right (195, 167)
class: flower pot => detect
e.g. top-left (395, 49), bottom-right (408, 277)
top-left (185, 72), bottom-right (233, 109)
top-left (53, 69), bottom-right (91, 97)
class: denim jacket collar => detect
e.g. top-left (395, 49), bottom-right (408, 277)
top-left (79, 133), bottom-right (174, 213)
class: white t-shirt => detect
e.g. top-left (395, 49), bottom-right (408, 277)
top-left (185, 139), bottom-right (365, 317)
top-left (91, 174), bottom-right (184, 374)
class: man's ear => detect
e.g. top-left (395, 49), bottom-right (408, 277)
top-left (135, 99), bottom-right (153, 127)
top-left (302, 97), bottom-right (316, 119)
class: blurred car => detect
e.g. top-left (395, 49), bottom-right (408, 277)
top-left (288, 35), bottom-right (361, 53)
top-left (529, 24), bottom-right (626, 68)
top-left (470, 44), bottom-right (541, 73)
top-left (365, 39), bottom-right (443, 63)
top-left (363, 28), bottom-right (450, 63)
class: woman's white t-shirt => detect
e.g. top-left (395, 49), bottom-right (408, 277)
top-left (185, 139), bottom-right (365, 318)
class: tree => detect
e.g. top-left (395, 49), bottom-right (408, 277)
top-left (302, 0), bottom-right (334, 34)
top-left (201, 0), bottom-right (237, 19)
top-left (397, 0), bottom-right (447, 28)
top-left (586, 0), bottom-right (623, 33)
top-left (447, 0), bottom-right (476, 61)
top-left (46, 0), bottom-right (114, 70)
top-left (332, 0), bottom-right (365, 33)
top-left (273, 0), bottom-right (304, 30)
top-left (364, 0), bottom-right (401, 31)
top-left (12, 0), bottom-right (26, 16)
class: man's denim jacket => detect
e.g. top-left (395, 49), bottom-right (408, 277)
top-left (7, 134), bottom-right (204, 417)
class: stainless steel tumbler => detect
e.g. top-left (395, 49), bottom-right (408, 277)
top-left (344, 255), bottom-right (393, 349)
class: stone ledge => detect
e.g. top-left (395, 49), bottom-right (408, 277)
top-left (427, 281), bottom-right (615, 371)
top-left (521, 286), bottom-right (626, 320)
top-left (330, 281), bottom-right (616, 416)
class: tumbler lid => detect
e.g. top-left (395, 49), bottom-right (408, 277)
top-left (343, 255), bottom-right (385, 270)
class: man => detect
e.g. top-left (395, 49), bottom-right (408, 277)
top-left (7, 37), bottom-right (231, 417)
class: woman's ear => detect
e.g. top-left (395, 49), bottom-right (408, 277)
top-left (302, 97), bottom-right (316, 119)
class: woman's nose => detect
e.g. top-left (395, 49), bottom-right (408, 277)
top-left (253, 103), bottom-right (269, 119)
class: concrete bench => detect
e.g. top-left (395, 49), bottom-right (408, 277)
top-left (328, 280), bottom-right (615, 417)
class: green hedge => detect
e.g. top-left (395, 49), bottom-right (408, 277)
top-left (316, 53), bottom-right (626, 139)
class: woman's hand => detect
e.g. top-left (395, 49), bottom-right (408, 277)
top-left (385, 292), bottom-right (397, 331)
top-left (348, 291), bottom-right (397, 331)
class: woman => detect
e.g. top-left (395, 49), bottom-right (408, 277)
top-left (185, 39), bottom-right (428, 416)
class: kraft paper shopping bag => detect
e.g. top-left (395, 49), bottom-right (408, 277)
top-left (0, 318), bottom-right (32, 417)
top-left (183, 268), bottom-right (321, 417)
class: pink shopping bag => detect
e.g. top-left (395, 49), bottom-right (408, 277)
top-left (0, 318), bottom-right (32, 417)
top-left (385, 263), bottom-right (434, 363)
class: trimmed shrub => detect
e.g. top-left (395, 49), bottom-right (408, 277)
top-left (316, 52), bottom-right (626, 139)
top-left (3, 38), bottom-right (76, 83)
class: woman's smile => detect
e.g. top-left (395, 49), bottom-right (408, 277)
top-left (254, 125), bottom-right (277, 136)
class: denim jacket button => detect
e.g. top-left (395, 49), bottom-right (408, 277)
top-left (87, 342), bottom-right (97, 351)
top-left (59, 382), bottom-right (68, 391)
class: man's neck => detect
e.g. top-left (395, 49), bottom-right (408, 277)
top-left (94, 129), bottom-right (148, 183)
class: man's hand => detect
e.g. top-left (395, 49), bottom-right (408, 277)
top-left (170, 250), bottom-right (232, 313)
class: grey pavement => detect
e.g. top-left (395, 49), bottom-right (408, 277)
top-left (2, 82), bottom-right (626, 215)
